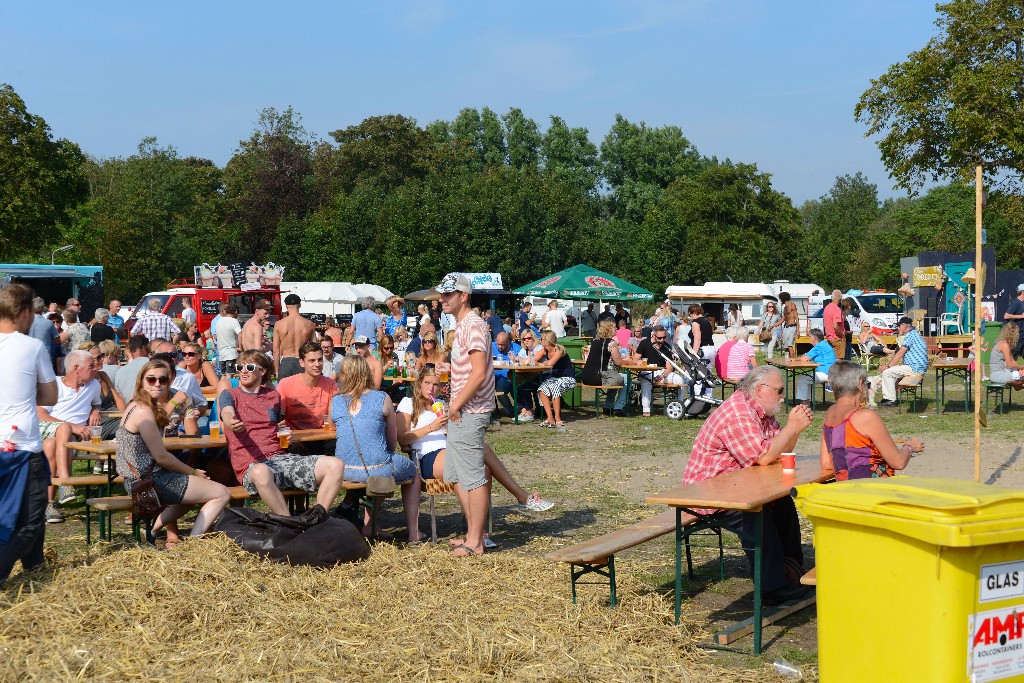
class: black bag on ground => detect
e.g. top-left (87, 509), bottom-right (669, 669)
top-left (214, 504), bottom-right (370, 567)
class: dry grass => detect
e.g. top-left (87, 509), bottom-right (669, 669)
top-left (0, 534), bottom-right (808, 682)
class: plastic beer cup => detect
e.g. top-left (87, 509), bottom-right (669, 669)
top-left (209, 421), bottom-right (221, 439)
top-left (90, 425), bottom-right (102, 444)
top-left (277, 427), bottom-right (292, 450)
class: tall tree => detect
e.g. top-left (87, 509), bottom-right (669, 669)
top-left (502, 108), bottom-right (541, 170)
top-left (541, 116), bottom-right (599, 197)
top-left (600, 114), bottom-right (704, 189)
top-left (0, 83), bottom-right (87, 260)
top-left (325, 114), bottom-right (432, 192)
top-left (804, 173), bottom-right (881, 289)
top-left (855, 1), bottom-right (1024, 190)
top-left (223, 107), bottom-right (314, 262)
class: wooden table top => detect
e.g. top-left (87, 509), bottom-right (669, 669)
top-left (932, 357), bottom-right (973, 369)
top-left (67, 427), bottom-right (339, 456)
top-left (765, 357), bottom-right (819, 369)
top-left (646, 458), bottom-right (833, 512)
top-left (493, 363), bottom-right (548, 372)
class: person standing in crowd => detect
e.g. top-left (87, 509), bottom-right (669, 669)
top-left (61, 298), bottom-right (81, 331)
top-left (757, 301), bottom-right (782, 358)
top-left (353, 297), bottom-right (382, 351)
top-left (107, 300), bottom-right (124, 342)
top-left (179, 298), bottom-right (197, 327)
top-left (1004, 284), bottom-right (1024, 360)
top-left (240, 300), bottom-right (271, 352)
top-left (683, 365), bottom-right (814, 605)
top-left (516, 301), bottom-right (535, 339)
top-left (822, 290), bottom-right (846, 360)
top-left (687, 304), bottom-right (715, 364)
top-left (383, 296), bottom-right (407, 338)
top-left (436, 273), bottom-right (494, 556)
top-left (614, 303), bottom-right (630, 328)
top-left (90, 308), bottom-right (116, 344)
top-left (28, 297), bottom-right (59, 366)
top-left (132, 298), bottom-right (180, 344)
top-left (215, 305), bottom-right (242, 376)
top-left (0, 285), bottom-right (58, 585)
top-left (541, 301), bottom-right (567, 339)
top-left (580, 303), bottom-right (598, 338)
top-left (61, 310), bottom-right (89, 356)
top-left (779, 292), bottom-right (799, 359)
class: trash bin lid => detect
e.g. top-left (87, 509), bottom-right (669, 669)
top-left (795, 478), bottom-right (1024, 547)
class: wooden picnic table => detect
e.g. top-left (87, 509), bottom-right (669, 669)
top-left (932, 356), bottom-right (972, 414)
top-left (647, 457), bottom-right (834, 653)
top-left (765, 357), bottom-right (820, 409)
top-left (493, 363), bottom-right (548, 424)
top-left (68, 427), bottom-right (338, 458)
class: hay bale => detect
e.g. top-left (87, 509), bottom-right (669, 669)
top-left (0, 535), bottom-right (789, 682)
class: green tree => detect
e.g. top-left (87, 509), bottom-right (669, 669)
top-left (325, 114), bottom-right (433, 193)
top-left (541, 116), bottom-right (599, 197)
top-left (804, 172), bottom-right (881, 289)
top-left (0, 83), bottom-right (87, 260)
top-left (502, 108), bottom-right (542, 170)
top-left (600, 114), bottom-right (704, 189)
top-left (855, 1), bottom-right (1024, 190)
top-left (223, 107), bottom-right (314, 262)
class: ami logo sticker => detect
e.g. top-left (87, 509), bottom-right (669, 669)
top-left (969, 605), bottom-right (1024, 682)
top-left (981, 561), bottom-right (1024, 603)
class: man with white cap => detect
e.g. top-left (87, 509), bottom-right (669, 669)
top-left (1004, 285), bottom-right (1024, 360)
top-left (351, 335), bottom-right (384, 388)
top-left (435, 272), bottom-right (494, 556)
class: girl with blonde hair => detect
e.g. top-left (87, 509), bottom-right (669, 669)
top-left (536, 330), bottom-right (576, 428)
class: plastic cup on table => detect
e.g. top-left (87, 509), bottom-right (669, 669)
top-left (209, 421), bottom-right (221, 439)
top-left (781, 452), bottom-right (796, 473)
top-left (89, 425), bottom-right (102, 444)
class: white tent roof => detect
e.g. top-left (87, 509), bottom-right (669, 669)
top-left (281, 281), bottom-right (394, 305)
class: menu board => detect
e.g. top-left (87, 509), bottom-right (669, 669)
top-left (201, 299), bottom-right (221, 316)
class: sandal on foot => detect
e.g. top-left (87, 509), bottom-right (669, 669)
top-left (538, 420), bottom-right (552, 428)
top-left (553, 420), bottom-right (565, 427)
top-left (450, 542), bottom-right (483, 557)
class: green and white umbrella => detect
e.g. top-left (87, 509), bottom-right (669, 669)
top-left (513, 264), bottom-right (654, 301)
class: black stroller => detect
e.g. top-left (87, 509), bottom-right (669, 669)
top-left (648, 342), bottom-right (724, 419)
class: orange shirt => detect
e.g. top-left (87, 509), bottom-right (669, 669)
top-left (276, 374), bottom-right (337, 429)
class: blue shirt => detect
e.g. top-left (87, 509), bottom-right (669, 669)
top-left (491, 341), bottom-right (522, 379)
top-left (29, 314), bottom-right (57, 361)
top-left (108, 313), bottom-right (125, 342)
top-left (383, 312), bottom-right (406, 337)
top-left (900, 329), bottom-right (929, 374)
top-left (807, 340), bottom-right (837, 376)
top-left (210, 314), bottom-right (222, 351)
top-left (353, 309), bottom-right (381, 341)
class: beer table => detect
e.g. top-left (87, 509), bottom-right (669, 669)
top-left (765, 357), bottom-right (820, 409)
top-left (571, 358), bottom-right (663, 416)
top-left (493, 362), bottom-right (548, 424)
top-left (647, 457), bottom-right (834, 653)
top-left (933, 357), bottom-right (972, 414)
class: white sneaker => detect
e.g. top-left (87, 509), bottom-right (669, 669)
top-left (45, 502), bottom-right (65, 523)
top-left (517, 492), bottom-right (555, 512)
top-left (57, 485), bottom-right (76, 505)
top-left (483, 535), bottom-right (498, 549)
top-left (518, 413), bottom-right (534, 423)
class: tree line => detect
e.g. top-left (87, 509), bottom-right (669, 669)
top-left (3, 78), bottom-right (1023, 304)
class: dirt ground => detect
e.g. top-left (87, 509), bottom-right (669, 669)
top-left (18, 380), bottom-right (1024, 678)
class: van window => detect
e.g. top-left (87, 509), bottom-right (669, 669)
top-left (165, 295), bottom-right (188, 319)
top-left (858, 294), bottom-right (901, 314)
top-left (132, 294), bottom-right (170, 319)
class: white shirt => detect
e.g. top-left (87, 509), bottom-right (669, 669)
top-left (216, 316), bottom-right (242, 362)
top-left (46, 378), bottom-right (101, 426)
top-left (173, 367), bottom-right (207, 409)
top-left (181, 307), bottom-right (197, 325)
top-left (0, 332), bottom-right (56, 452)
top-left (396, 397), bottom-right (447, 454)
top-left (545, 309), bottom-right (567, 338)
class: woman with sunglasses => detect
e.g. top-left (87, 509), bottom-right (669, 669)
top-left (514, 331), bottom-right (544, 421)
top-left (179, 342), bottom-right (218, 389)
top-left (415, 333), bottom-right (449, 400)
top-left (398, 368), bottom-right (554, 512)
top-left (116, 361), bottom-right (231, 547)
top-left (757, 302), bottom-right (782, 358)
top-left (375, 333), bottom-right (405, 402)
top-left (535, 330), bottom-right (576, 428)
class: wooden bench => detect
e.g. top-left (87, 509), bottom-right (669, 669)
top-left (897, 374), bottom-right (924, 413)
top-left (984, 381), bottom-right (1017, 415)
top-left (544, 509), bottom-right (723, 606)
top-left (580, 384), bottom-right (625, 418)
top-left (800, 567), bottom-right (816, 586)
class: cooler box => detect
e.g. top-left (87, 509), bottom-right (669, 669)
top-left (559, 337), bottom-right (588, 407)
top-left (980, 321), bottom-right (1003, 369)
top-left (795, 478), bottom-right (1024, 683)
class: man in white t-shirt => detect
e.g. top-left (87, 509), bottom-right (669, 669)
top-left (37, 350), bottom-right (101, 521)
top-left (180, 298), bottom-right (197, 326)
top-left (216, 305), bottom-right (242, 375)
top-left (542, 300), bottom-right (567, 338)
top-left (0, 284), bottom-right (58, 583)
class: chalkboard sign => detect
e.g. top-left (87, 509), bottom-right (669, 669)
top-left (336, 314), bottom-right (353, 325)
top-left (201, 299), bottom-right (221, 316)
top-left (302, 313), bottom-right (327, 325)
top-left (228, 262), bottom-right (249, 288)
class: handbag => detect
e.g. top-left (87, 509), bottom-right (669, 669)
top-left (599, 340), bottom-right (624, 386)
top-left (759, 329), bottom-right (773, 343)
top-left (125, 460), bottom-right (162, 517)
top-left (215, 505), bottom-right (370, 567)
top-left (345, 396), bottom-right (396, 498)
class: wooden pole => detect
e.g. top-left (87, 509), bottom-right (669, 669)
top-left (974, 165), bottom-right (983, 483)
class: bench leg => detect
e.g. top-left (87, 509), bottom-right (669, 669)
top-left (429, 494), bottom-right (438, 544)
top-left (569, 558), bottom-right (617, 607)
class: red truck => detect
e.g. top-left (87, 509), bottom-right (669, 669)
top-left (123, 279), bottom-right (285, 335)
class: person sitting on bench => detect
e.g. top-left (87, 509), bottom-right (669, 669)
top-left (868, 316), bottom-right (929, 407)
top-left (218, 350), bottom-right (344, 516)
top-left (682, 365), bottom-right (814, 605)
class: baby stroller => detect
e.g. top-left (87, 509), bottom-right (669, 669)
top-left (649, 342), bottom-right (724, 419)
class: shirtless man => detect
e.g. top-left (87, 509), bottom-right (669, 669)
top-left (351, 335), bottom-right (384, 388)
top-left (273, 294), bottom-right (315, 380)
top-left (240, 300), bottom-right (271, 352)
top-left (779, 291), bottom-right (799, 359)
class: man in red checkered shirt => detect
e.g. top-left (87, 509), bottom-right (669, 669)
top-left (130, 298), bottom-right (181, 343)
top-left (682, 365), bottom-right (814, 605)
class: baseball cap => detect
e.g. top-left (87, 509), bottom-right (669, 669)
top-left (256, 299), bottom-right (272, 310)
top-left (1017, 283), bottom-right (1024, 292)
top-left (897, 316), bottom-right (914, 327)
top-left (353, 335), bottom-right (370, 345)
top-left (284, 293), bottom-right (301, 306)
top-left (434, 272), bottom-right (472, 295)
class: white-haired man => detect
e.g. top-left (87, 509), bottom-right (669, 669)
top-left (131, 298), bottom-right (180, 343)
top-left (682, 365), bottom-right (814, 605)
top-left (37, 349), bottom-right (101, 522)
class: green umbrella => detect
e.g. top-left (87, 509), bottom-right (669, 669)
top-left (513, 264), bottom-right (654, 301)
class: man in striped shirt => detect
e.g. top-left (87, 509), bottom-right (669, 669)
top-left (130, 298), bottom-right (180, 344)
top-left (436, 272), bottom-right (494, 557)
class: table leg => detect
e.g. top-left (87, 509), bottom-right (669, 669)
top-left (752, 510), bottom-right (764, 654)
top-left (674, 506), bottom-right (683, 625)
top-left (935, 368), bottom-right (940, 415)
top-left (964, 369), bottom-right (970, 414)
top-left (624, 370), bottom-right (633, 417)
top-left (512, 370), bottom-right (520, 425)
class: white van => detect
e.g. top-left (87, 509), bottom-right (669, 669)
top-left (808, 290), bottom-right (904, 335)
top-left (665, 282), bottom-right (778, 329)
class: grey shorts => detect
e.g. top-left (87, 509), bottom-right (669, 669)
top-left (443, 411), bottom-right (489, 491)
top-left (242, 454), bottom-right (321, 495)
top-left (278, 357), bottom-right (301, 380)
top-left (781, 326), bottom-right (797, 349)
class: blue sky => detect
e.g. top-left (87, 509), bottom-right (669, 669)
top-left (2, 1), bottom-right (941, 204)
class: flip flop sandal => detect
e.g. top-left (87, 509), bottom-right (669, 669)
top-left (538, 420), bottom-right (552, 428)
top-left (450, 542), bottom-right (483, 557)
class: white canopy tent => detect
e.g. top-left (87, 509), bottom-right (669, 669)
top-left (281, 281), bottom-right (395, 318)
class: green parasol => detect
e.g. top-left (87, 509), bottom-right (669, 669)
top-left (513, 264), bottom-right (654, 301)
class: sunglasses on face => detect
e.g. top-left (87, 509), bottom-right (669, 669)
top-left (423, 339), bottom-right (436, 344)
top-left (235, 363), bottom-right (261, 373)
top-left (761, 383), bottom-right (785, 396)
top-left (144, 375), bottom-right (169, 386)
top-left (655, 336), bottom-right (666, 341)
top-left (182, 351), bottom-right (198, 357)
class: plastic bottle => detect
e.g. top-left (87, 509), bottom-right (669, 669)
top-left (772, 658), bottom-right (802, 679)
top-left (2, 425), bottom-right (19, 452)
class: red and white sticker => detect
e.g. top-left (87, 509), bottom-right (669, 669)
top-left (969, 605), bottom-right (1024, 681)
